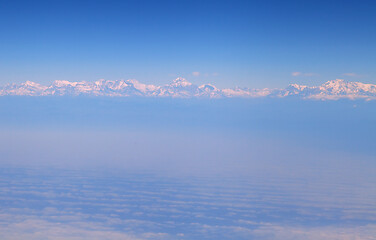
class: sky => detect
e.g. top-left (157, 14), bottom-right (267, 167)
top-left (1, 0), bottom-right (376, 88)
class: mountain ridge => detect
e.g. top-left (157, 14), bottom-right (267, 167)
top-left (1, 78), bottom-right (375, 100)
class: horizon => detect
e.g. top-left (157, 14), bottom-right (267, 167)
top-left (1, 77), bottom-right (376, 100)
top-left (1, 76), bottom-right (374, 87)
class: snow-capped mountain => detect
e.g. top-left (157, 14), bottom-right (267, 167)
top-left (277, 79), bottom-right (376, 100)
top-left (1, 81), bottom-right (48, 96)
top-left (0, 78), bottom-right (375, 100)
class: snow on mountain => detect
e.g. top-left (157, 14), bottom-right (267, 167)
top-left (127, 79), bottom-right (159, 94)
top-left (277, 79), bottom-right (376, 100)
top-left (0, 81), bottom-right (48, 96)
top-left (222, 87), bottom-right (274, 98)
top-left (197, 84), bottom-right (223, 98)
top-left (155, 78), bottom-right (199, 97)
top-left (1, 78), bottom-right (375, 100)
top-left (92, 79), bottom-right (143, 96)
top-left (45, 80), bottom-right (92, 96)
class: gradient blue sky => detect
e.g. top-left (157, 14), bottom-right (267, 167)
top-left (1, 0), bottom-right (375, 88)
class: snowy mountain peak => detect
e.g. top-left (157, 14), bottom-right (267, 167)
top-left (170, 77), bottom-right (193, 87)
top-left (24, 81), bottom-right (40, 87)
top-left (286, 84), bottom-right (308, 91)
top-left (199, 84), bottom-right (218, 91)
top-left (53, 80), bottom-right (80, 87)
top-left (321, 79), bottom-right (347, 88)
top-left (128, 79), bottom-right (158, 93)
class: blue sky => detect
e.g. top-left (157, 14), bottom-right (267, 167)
top-left (0, 0), bottom-right (375, 88)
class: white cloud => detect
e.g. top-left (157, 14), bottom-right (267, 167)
top-left (190, 222), bottom-right (376, 240)
top-left (291, 72), bottom-right (301, 77)
top-left (291, 72), bottom-right (318, 77)
top-left (251, 223), bottom-right (376, 240)
top-left (0, 219), bottom-right (142, 240)
top-left (342, 72), bottom-right (362, 77)
top-left (192, 72), bottom-right (200, 76)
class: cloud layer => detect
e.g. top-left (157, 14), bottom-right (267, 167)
top-left (1, 166), bottom-right (375, 240)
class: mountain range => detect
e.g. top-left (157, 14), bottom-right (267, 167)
top-left (1, 78), bottom-right (375, 100)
